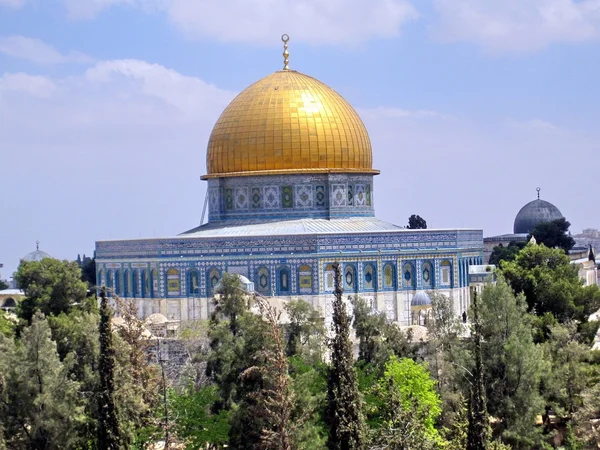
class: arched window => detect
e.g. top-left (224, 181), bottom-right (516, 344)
top-left (402, 263), bottom-right (415, 289)
top-left (106, 270), bottom-right (114, 291)
top-left (344, 265), bottom-right (356, 292)
top-left (2, 298), bottom-right (16, 309)
top-left (441, 260), bottom-right (452, 286)
top-left (132, 270), bottom-right (139, 297)
top-left (141, 270), bottom-right (149, 298)
top-left (256, 266), bottom-right (270, 294)
top-left (383, 263), bottom-right (395, 289)
top-left (422, 262), bottom-right (433, 287)
top-left (188, 269), bottom-right (200, 295)
top-left (114, 270), bottom-right (121, 296)
top-left (298, 265), bottom-right (313, 293)
top-left (98, 269), bottom-right (105, 287)
top-left (208, 268), bottom-right (221, 295)
top-left (123, 270), bottom-right (130, 297)
top-left (363, 264), bottom-right (376, 290)
top-left (167, 268), bottom-right (180, 296)
top-left (151, 269), bottom-right (158, 297)
top-left (278, 267), bottom-right (291, 294)
top-left (324, 264), bottom-right (335, 291)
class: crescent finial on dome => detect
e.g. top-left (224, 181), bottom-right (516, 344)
top-left (282, 34), bottom-right (290, 70)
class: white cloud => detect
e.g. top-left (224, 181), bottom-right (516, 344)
top-left (60, 0), bottom-right (166, 20)
top-left (0, 0), bottom-right (26, 8)
top-left (0, 35), bottom-right (92, 64)
top-left (0, 59), bottom-right (235, 278)
top-left (433, 0), bottom-right (600, 52)
top-left (507, 118), bottom-right (559, 132)
top-left (59, 0), bottom-right (419, 44)
top-left (0, 73), bottom-right (56, 97)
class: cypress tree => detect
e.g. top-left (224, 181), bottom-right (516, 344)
top-left (467, 288), bottom-right (489, 450)
top-left (98, 287), bottom-right (123, 449)
top-left (326, 263), bottom-right (365, 450)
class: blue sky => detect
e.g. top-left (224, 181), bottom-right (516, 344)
top-left (1, 0), bottom-right (600, 278)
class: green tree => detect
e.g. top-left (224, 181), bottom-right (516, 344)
top-left (78, 254), bottom-right (97, 288)
top-left (479, 280), bottom-right (547, 447)
top-left (368, 356), bottom-right (443, 449)
top-left (0, 312), bottom-right (84, 449)
top-left (325, 263), bottom-right (366, 450)
top-left (467, 289), bottom-right (489, 450)
top-left (529, 217), bottom-right (575, 253)
top-left (501, 243), bottom-right (600, 323)
top-left (15, 258), bottom-right (87, 323)
top-left (0, 279), bottom-right (8, 290)
top-left (98, 287), bottom-right (124, 449)
top-left (488, 241), bottom-right (526, 267)
top-left (0, 310), bottom-right (14, 337)
top-left (352, 296), bottom-right (385, 365)
top-left (542, 322), bottom-right (596, 421)
top-left (284, 299), bottom-right (325, 361)
top-left (408, 214), bottom-right (427, 230)
top-left (242, 298), bottom-right (294, 450)
top-left (169, 384), bottom-right (230, 449)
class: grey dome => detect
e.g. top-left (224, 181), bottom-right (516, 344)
top-left (22, 242), bottom-right (52, 262)
top-left (513, 199), bottom-right (563, 234)
top-left (412, 291), bottom-right (432, 307)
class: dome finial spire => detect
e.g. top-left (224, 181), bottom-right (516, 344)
top-left (536, 187), bottom-right (541, 199)
top-left (36, 240), bottom-right (39, 251)
top-left (281, 34), bottom-right (290, 70)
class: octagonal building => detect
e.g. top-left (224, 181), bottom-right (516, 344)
top-left (95, 44), bottom-right (483, 325)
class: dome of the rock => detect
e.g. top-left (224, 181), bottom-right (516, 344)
top-left (203, 70), bottom-right (378, 179)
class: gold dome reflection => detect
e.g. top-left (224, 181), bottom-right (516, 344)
top-left (203, 70), bottom-right (378, 179)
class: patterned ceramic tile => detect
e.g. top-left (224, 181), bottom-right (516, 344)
top-left (295, 185), bottom-right (313, 208)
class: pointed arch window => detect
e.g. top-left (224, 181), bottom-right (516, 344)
top-left (208, 268), bottom-right (221, 295)
top-left (151, 269), bottom-right (158, 297)
top-left (132, 270), bottom-right (139, 297)
top-left (298, 265), bottom-right (313, 293)
top-left (142, 270), bottom-right (149, 298)
top-left (114, 270), bottom-right (121, 296)
top-left (188, 269), bottom-right (200, 296)
top-left (383, 263), bottom-right (395, 289)
top-left (279, 267), bottom-right (291, 294)
top-left (344, 265), bottom-right (356, 292)
top-left (363, 264), bottom-right (376, 290)
top-left (167, 268), bottom-right (180, 296)
top-left (256, 267), bottom-right (270, 294)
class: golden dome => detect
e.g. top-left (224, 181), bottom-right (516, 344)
top-left (203, 70), bottom-right (378, 179)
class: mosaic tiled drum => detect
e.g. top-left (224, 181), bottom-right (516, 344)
top-left (95, 41), bottom-right (484, 325)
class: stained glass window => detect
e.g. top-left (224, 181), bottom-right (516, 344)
top-left (364, 264), bottom-right (375, 290)
top-left (345, 265), bottom-right (356, 291)
top-left (188, 270), bottom-right (200, 295)
top-left (279, 267), bottom-right (290, 293)
top-left (298, 265), bottom-right (312, 292)
top-left (383, 264), bottom-right (394, 289)
top-left (167, 268), bottom-right (180, 296)
top-left (441, 261), bottom-right (451, 285)
top-left (257, 267), bottom-right (270, 294)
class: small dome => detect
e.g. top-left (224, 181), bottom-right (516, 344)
top-left (412, 291), bottom-right (432, 307)
top-left (22, 242), bottom-right (52, 262)
top-left (513, 198), bottom-right (563, 234)
top-left (203, 70), bottom-right (377, 179)
top-left (145, 313), bottom-right (168, 325)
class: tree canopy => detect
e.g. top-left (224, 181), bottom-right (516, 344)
top-left (488, 241), bottom-right (526, 267)
top-left (408, 214), bottom-right (427, 229)
top-left (15, 259), bottom-right (87, 323)
top-left (529, 217), bottom-right (575, 253)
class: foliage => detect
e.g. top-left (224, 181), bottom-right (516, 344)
top-left (542, 322), bottom-right (597, 420)
top-left (488, 241), bottom-right (526, 267)
top-left (408, 214), bottom-right (427, 230)
top-left (284, 299), bottom-right (325, 362)
top-left (241, 298), bottom-right (294, 450)
top-left (325, 263), bottom-right (366, 450)
top-left (479, 280), bottom-right (547, 447)
top-left (0, 312), bottom-right (84, 449)
top-left (169, 384), bottom-right (229, 449)
top-left (0, 310), bottom-right (15, 337)
top-left (15, 258), bottom-right (87, 323)
top-left (98, 287), bottom-right (124, 449)
top-left (76, 253), bottom-right (96, 287)
top-left (529, 217), bottom-right (575, 253)
top-left (0, 279), bottom-right (8, 290)
top-left (501, 243), bottom-right (600, 324)
top-left (467, 289), bottom-right (490, 450)
top-left (288, 357), bottom-right (328, 450)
